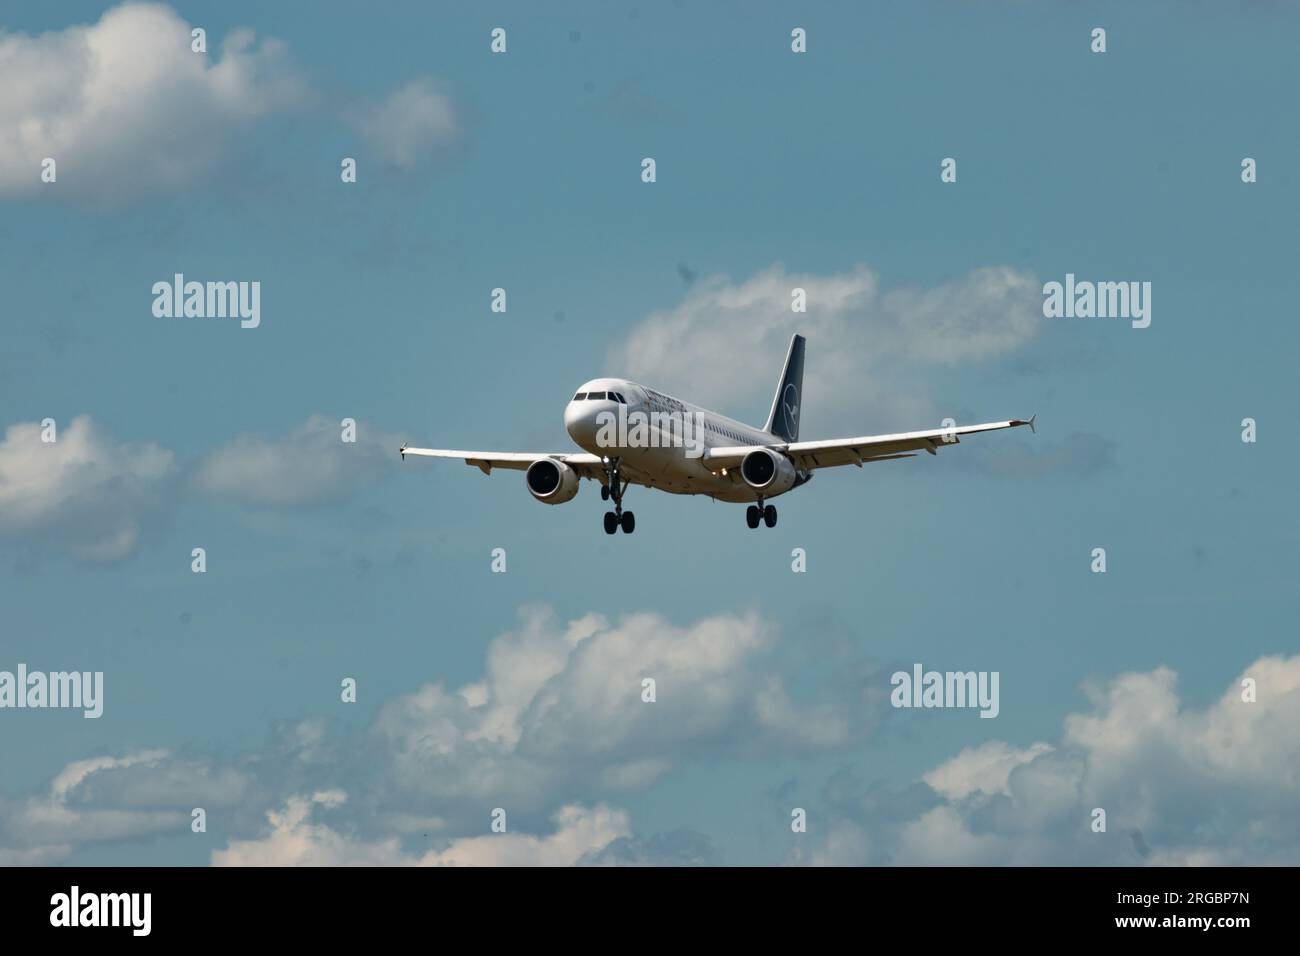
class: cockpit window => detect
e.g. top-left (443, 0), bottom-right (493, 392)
top-left (573, 392), bottom-right (586, 401)
top-left (589, 391), bottom-right (607, 400)
top-left (615, 392), bottom-right (627, 404)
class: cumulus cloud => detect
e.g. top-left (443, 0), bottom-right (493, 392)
top-left (190, 414), bottom-right (403, 507)
top-left (795, 655), bottom-right (1300, 865)
top-left (349, 77), bottom-right (457, 169)
top-left (0, 415), bottom-right (174, 559)
top-left (0, 413), bottom-right (403, 559)
top-left (8, 638), bottom-right (1298, 866)
top-left (0, 2), bottom-right (307, 202)
top-left (1, 606), bottom-right (869, 865)
top-left (611, 263), bottom-right (1041, 432)
top-left (214, 796), bottom-right (629, 867)
top-left (371, 606), bottom-right (860, 817)
top-left (0, 750), bottom-right (195, 864)
top-left (922, 740), bottom-right (1054, 801)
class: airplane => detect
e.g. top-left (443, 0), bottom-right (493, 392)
top-left (400, 334), bottom-right (1034, 534)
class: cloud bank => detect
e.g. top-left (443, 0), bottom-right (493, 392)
top-left (0, 606), bottom-right (866, 865)
top-left (5, 601), bottom-right (1294, 866)
top-left (792, 655), bottom-right (1300, 866)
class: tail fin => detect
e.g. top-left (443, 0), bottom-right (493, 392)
top-left (763, 334), bottom-right (805, 442)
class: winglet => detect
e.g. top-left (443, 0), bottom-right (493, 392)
top-left (399, 444), bottom-right (407, 460)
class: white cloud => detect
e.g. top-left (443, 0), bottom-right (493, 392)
top-left (350, 77), bottom-right (457, 169)
top-left (11, 633), bottom-right (1296, 866)
top-left (0, 2), bottom-right (307, 202)
top-left (787, 822), bottom-right (873, 867)
top-left (923, 740), bottom-right (1053, 800)
top-left (190, 414), bottom-right (402, 507)
top-left (0, 749), bottom-right (191, 863)
top-left (0, 412), bottom-right (403, 559)
top-left (611, 263), bottom-right (1040, 432)
top-left (896, 805), bottom-right (1004, 865)
top-left (213, 795), bottom-right (629, 867)
top-left (578, 827), bottom-right (721, 866)
top-left (50, 750), bottom-right (170, 801)
top-left (0, 845), bottom-right (72, 866)
top-left (1, 605), bottom-right (868, 864)
top-left (0, 415), bottom-right (174, 559)
top-left (371, 606), bottom-right (857, 813)
top-left (802, 655), bottom-right (1300, 865)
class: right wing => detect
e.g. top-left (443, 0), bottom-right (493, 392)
top-left (702, 418), bottom-right (1035, 472)
top-left (400, 445), bottom-right (604, 479)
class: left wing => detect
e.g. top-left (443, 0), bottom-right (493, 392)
top-left (400, 446), bottom-right (605, 479)
top-left (703, 417), bottom-right (1035, 472)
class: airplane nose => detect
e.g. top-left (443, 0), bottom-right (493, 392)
top-left (565, 400), bottom-right (599, 448)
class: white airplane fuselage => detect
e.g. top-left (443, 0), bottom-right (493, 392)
top-left (563, 377), bottom-right (794, 504)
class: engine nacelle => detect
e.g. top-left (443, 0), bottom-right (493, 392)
top-left (739, 448), bottom-right (797, 495)
top-left (526, 458), bottom-right (580, 504)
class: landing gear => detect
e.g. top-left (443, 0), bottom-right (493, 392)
top-left (746, 500), bottom-right (777, 529)
top-left (601, 457), bottom-right (635, 534)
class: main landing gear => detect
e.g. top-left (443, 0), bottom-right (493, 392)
top-left (746, 500), bottom-right (777, 529)
top-left (601, 457), bottom-right (634, 534)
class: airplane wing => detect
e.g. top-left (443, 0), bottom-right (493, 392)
top-left (702, 417), bottom-right (1035, 472)
top-left (400, 445), bottom-right (605, 479)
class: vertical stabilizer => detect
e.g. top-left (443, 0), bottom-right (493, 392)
top-left (763, 334), bottom-right (805, 442)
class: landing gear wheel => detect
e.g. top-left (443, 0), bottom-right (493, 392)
top-left (601, 457), bottom-right (635, 535)
top-left (746, 505), bottom-right (761, 529)
top-left (763, 505), bottom-right (777, 528)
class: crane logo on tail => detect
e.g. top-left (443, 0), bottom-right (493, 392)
top-left (782, 383), bottom-right (800, 437)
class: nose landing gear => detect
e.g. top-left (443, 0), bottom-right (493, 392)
top-left (601, 457), bottom-right (634, 534)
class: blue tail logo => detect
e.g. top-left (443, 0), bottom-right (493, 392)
top-left (782, 383), bottom-right (800, 437)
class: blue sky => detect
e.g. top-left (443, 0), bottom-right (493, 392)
top-left (1, 1), bottom-right (1298, 866)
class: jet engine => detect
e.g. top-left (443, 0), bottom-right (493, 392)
top-left (526, 458), bottom-right (580, 504)
top-left (739, 448), bottom-right (797, 495)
